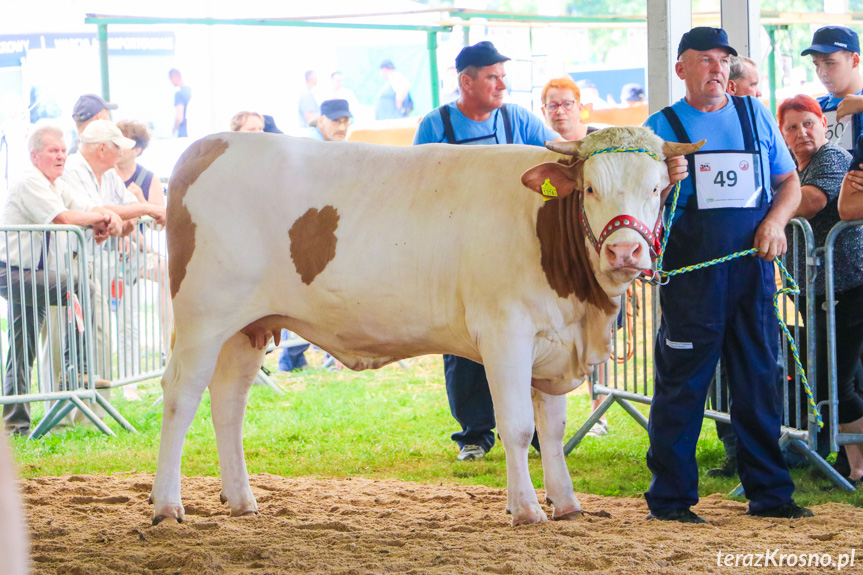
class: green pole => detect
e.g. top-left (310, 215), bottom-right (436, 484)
top-left (428, 31), bottom-right (440, 108)
top-left (768, 26), bottom-right (777, 116)
top-left (98, 23), bottom-right (110, 101)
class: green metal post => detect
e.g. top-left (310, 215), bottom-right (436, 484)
top-left (428, 31), bottom-right (440, 108)
top-left (98, 23), bottom-right (110, 101)
top-left (768, 26), bottom-right (777, 116)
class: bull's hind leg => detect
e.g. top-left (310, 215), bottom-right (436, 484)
top-left (151, 336), bottom-right (224, 525)
top-left (208, 333), bottom-right (266, 516)
top-left (532, 388), bottom-right (581, 520)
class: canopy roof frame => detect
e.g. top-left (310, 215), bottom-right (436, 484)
top-left (84, 13), bottom-right (453, 107)
top-left (85, 9), bottom-right (859, 121)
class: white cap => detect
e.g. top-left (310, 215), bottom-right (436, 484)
top-left (79, 120), bottom-right (136, 149)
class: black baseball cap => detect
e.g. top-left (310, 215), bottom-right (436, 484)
top-left (455, 41), bottom-right (510, 73)
top-left (320, 99), bottom-right (352, 120)
top-left (802, 26), bottom-right (860, 56)
top-left (72, 93), bottom-right (118, 122)
top-left (677, 27), bottom-right (738, 58)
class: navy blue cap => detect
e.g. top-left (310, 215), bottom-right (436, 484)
top-left (621, 83), bottom-right (645, 102)
top-left (72, 93), bottom-right (118, 122)
top-left (455, 41), bottom-right (510, 73)
top-left (320, 99), bottom-right (352, 120)
top-left (262, 115), bottom-right (282, 134)
top-left (677, 27), bottom-right (738, 58)
top-left (802, 26), bottom-right (860, 56)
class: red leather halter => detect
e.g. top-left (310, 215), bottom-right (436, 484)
top-left (579, 198), bottom-right (664, 260)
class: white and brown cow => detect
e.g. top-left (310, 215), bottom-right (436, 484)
top-left (151, 127), bottom-right (700, 526)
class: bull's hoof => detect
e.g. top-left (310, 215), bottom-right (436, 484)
top-left (219, 491), bottom-right (228, 504)
top-left (553, 508), bottom-right (583, 521)
top-left (510, 506), bottom-right (549, 526)
top-left (152, 505), bottom-right (185, 525)
top-left (230, 509), bottom-right (258, 518)
top-left (152, 514), bottom-right (184, 526)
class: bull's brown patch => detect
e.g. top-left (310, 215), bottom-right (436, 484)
top-left (535, 191), bottom-right (615, 314)
top-left (167, 138), bottom-right (229, 298)
top-left (289, 206), bottom-right (339, 285)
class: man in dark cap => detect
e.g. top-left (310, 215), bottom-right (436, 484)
top-left (71, 93), bottom-right (118, 153)
top-left (802, 26), bottom-right (863, 155)
top-left (300, 99), bottom-right (352, 142)
top-left (642, 27), bottom-right (808, 522)
top-left (414, 41), bottom-right (562, 462)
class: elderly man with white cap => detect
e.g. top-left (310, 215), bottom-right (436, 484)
top-left (63, 120), bottom-right (166, 226)
top-left (60, 120), bottom-right (167, 399)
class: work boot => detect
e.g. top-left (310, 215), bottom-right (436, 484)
top-left (705, 456), bottom-right (737, 478)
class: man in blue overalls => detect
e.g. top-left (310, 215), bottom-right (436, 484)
top-left (643, 27), bottom-right (811, 522)
top-left (413, 41), bottom-right (562, 461)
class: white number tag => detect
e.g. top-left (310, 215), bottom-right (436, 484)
top-left (693, 152), bottom-right (762, 209)
top-left (823, 110), bottom-right (855, 152)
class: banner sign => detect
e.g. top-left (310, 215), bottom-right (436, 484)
top-left (0, 31), bottom-right (175, 67)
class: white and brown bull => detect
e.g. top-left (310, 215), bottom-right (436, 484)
top-left (151, 127), bottom-right (700, 526)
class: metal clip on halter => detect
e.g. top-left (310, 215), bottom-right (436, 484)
top-left (640, 268), bottom-right (669, 286)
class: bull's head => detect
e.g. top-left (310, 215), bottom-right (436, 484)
top-left (522, 127), bottom-right (703, 292)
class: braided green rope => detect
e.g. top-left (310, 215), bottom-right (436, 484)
top-left (655, 181), bottom-right (823, 427)
top-left (586, 146), bottom-right (662, 162)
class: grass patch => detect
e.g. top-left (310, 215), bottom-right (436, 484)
top-left (9, 352), bottom-right (863, 508)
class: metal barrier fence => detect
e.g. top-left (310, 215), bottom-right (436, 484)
top-left (0, 220), bottom-right (170, 438)
top-left (563, 218), bottom-right (851, 488)
top-left (823, 218), bottom-right (863, 490)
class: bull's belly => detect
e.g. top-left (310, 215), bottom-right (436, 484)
top-left (239, 313), bottom-right (482, 371)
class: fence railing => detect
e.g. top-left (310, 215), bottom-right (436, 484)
top-left (0, 220), bottom-right (170, 438)
top-left (823, 219), bottom-right (863, 490)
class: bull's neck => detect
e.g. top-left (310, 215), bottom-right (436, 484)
top-left (535, 193), bottom-right (616, 314)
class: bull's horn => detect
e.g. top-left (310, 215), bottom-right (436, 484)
top-left (545, 140), bottom-right (586, 157)
top-left (662, 139), bottom-right (706, 159)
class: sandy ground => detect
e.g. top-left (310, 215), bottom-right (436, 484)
top-left (19, 473), bottom-right (861, 574)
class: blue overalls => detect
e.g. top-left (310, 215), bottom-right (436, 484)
top-left (441, 105), bottom-right (512, 451)
top-left (645, 96), bottom-right (796, 515)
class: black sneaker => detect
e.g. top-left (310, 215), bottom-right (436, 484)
top-left (705, 457), bottom-right (738, 478)
top-left (746, 501), bottom-right (814, 518)
top-left (646, 508), bottom-right (707, 524)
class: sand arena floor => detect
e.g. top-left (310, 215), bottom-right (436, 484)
top-left (19, 472), bottom-right (862, 574)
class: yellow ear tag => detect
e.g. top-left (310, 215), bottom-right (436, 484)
top-left (541, 178), bottom-right (558, 201)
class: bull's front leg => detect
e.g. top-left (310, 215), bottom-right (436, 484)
top-left (532, 387), bottom-right (581, 519)
top-left (481, 335), bottom-right (547, 525)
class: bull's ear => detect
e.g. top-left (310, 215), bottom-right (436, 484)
top-left (544, 139), bottom-right (587, 157)
top-left (521, 159), bottom-right (583, 200)
top-left (662, 139), bottom-right (705, 159)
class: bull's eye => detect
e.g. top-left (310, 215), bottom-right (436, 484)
top-left (586, 186), bottom-right (594, 195)
top-left (653, 186), bottom-right (659, 195)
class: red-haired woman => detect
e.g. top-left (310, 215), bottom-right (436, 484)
top-left (778, 93), bottom-right (863, 486)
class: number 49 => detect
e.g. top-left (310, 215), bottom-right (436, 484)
top-left (713, 170), bottom-right (737, 187)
